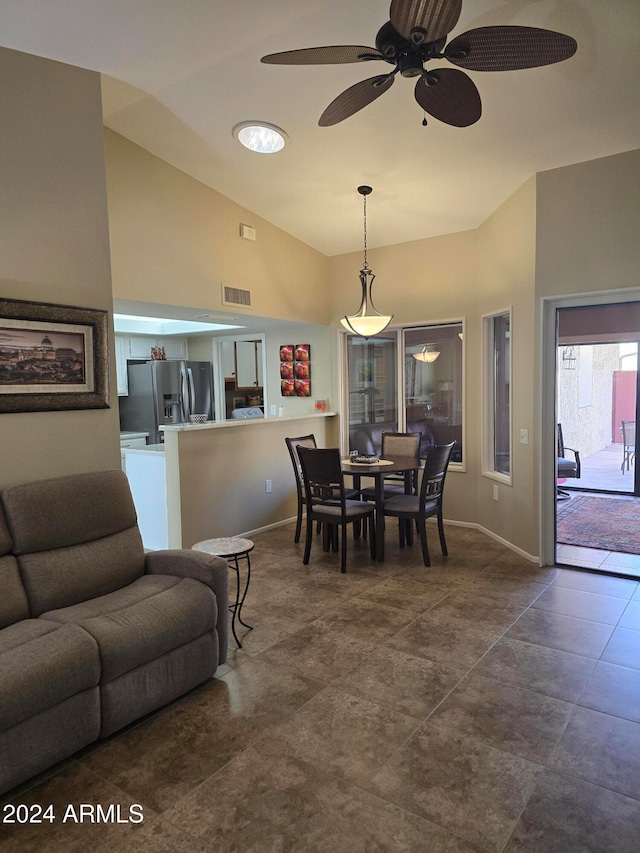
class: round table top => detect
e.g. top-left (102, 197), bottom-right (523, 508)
top-left (192, 537), bottom-right (254, 558)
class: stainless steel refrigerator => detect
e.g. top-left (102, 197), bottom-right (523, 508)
top-left (119, 360), bottom-right (214, 443)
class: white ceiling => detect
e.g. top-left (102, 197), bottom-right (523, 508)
top-left (1, 0), bottom-right (639, 256)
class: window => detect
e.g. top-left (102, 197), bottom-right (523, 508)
top-left (483, 309), bottom-right (512, 481)
top-left (343, 321), bottom-right (465, 466)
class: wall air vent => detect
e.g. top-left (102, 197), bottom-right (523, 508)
top-left (221, 284), bottom-right (252, 308)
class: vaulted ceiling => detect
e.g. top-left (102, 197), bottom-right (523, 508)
top-left (1, 0), bottom-right (639, 255)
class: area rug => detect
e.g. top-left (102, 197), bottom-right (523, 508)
top-left (557, 494), bottom-right (640, 554)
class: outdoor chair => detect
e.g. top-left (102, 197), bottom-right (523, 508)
top-left (557, 423), bottom-right (581, 499)
top-left (383, 442), bottom-right (455, 567)
top-left (621, 420), bottom-right (636, 474)
top-left (360, 431), bottom-right (422, 501)
top-left (298, 447), bottom-right (376, 573)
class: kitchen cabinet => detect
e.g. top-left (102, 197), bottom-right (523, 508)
top-left (127, 335), bottom-right (187, 360)
top-left (115, 334), bottom-right (188, 395)
top-left (235, 340), bottom-right (263, 389)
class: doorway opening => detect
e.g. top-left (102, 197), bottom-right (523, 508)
top-left (555, 303), bottom-right (640, 577)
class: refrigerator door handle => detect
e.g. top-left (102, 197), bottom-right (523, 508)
top-left (187, 368), bottom-right (196, 418)
top-left (180, 367), bottom-right (189, 421)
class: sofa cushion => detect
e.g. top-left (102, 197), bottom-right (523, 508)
top-left (349, 420), bottom-right (436, 458)
top-left (18, 527), bottom-right (145, 617)
top-left (42, 575), bottom-right (218, 682)
top-left (2, 470), bottom-right (146, 615)
top-left (2, 469), bottom-right (139, 555)
top-left (0, 555), bottom-right (29, 629)
top-left (0, 620), bottom-right (99, 732)
top-left (0, 502), bottom-right (12, 556)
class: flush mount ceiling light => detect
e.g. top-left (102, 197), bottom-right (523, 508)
top-left (413, 344), bottom-right (440, 363)
top-left (232, 121), bottom-right (288, 153)
top-left (341, 186), bottom-right (393, 339)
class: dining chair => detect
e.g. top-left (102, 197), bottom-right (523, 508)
top-left (621, 420), bottom-right (636, 474)
top-left (383, 442), bottom-right (455, 567)
top-left (557, 423), bottom-right (581, 499)
top-left (360, 431), bottom-right (422, 502)
top-left (285, 434), bottom-right (317, 543)
top-left (298, 447), bottom-right (376, 573)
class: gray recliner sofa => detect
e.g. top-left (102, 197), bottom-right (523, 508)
top-left (0, 469), bottom-right (228, 795)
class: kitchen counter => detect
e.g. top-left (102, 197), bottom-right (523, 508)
top-left (120, 431), bottom-right (149, 441)
top-left (160, 411), bottom-right (336, 433)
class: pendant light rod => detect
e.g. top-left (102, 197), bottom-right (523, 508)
top-left (341, 185), bottom-right (393, 339)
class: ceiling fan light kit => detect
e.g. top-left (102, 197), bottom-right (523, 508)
top-left (261, 0), bottom-right (577, 128)
top-left (340, 186), bottom-right (394, 340)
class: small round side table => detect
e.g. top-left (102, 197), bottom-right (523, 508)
top-left (192, 537), bottom-right (254, 648)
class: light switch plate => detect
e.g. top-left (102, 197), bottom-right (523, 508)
top-left (520, 429), bottom-right (529, 445)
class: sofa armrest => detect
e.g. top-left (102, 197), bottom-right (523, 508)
top-left (145, 550), bottom-right (229, 664)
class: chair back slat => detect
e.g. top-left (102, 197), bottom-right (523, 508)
top-left (285, 434), bottom-right (317, 489)
top-left (381, 432), bottom-right (421, 458)
top-left (419, 442), bottom-right (456, 510)
top-left (297, 447), bottom-right (345, 509)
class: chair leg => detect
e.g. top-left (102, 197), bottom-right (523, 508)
top-left (437, 510), bottom-right (448, 556)
top-left (369, 514), bottom-right (376, 560)
top-left (398, 517), bottom-right (406, 548)
top-left (406, 518), bottom-right (414, 546)
top-left (341, 523), bottom-right (347, 573)
top-left (418, 518), bottom-right (431, 567)
top-left (303, 515), bottom-right (313, 565)
top-left (294, 502), bottom-right (303, 543)
top-left (332, 525), bottom-right (339, 552)
top-left (353, 519), bottom-right (361, 540)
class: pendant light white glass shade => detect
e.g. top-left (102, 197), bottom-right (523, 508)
top-left (413, 345), bottom-right (440, 363)
top-left (342, 186), bottom-right (393, 340)
top-left (341, 269), bottom-right (393, 338)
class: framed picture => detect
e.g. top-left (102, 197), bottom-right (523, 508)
top-left (0, 297), bottom-right (109, 414)
top-left (232, 396), bottom-right (246, 409)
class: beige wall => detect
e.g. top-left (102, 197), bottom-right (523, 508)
top-left (0, 48), bottom-right (120, 488)
top-left (163, 415), bottom-right (339, 546)
top-left (475, 177), bottom-right (537, 556)
top-left (187, 323), bottom-right (334, 417)
top-left (536, 149), bottom-right (640, 300)
top-left (328, 229), bottom-right (480, 528)
top-left (328, 179), bottom-right (539, 556)
top-left (105, 130), bottom-right (331, 325)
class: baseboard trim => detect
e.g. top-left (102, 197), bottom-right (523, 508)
top-left (239, 515), bottom-right (540, 565)
top-left (440, 518), bottom-right (540, 564)
top-left (240, 516), bottom-right (299, 539)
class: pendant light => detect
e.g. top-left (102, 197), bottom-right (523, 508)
top-left (413, 345), bottom-right (440, 363)
top-left (341, 186), bottom-right (393, 339)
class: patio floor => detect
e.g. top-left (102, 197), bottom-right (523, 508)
top-left (566, 443), bottom-right (635, 493)
top-left (557, 444), bottom-right (640, 575)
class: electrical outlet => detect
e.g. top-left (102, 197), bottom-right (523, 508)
top-left (520, 429), bottom-right (529, 445)
top-left (265, 479), bottom-right (272, 494)
top-left (270, 404), bottom-right (276, 415)
top-left (493, 484), bottom-right (499, 501)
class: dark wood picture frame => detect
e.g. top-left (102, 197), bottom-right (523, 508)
top-left (0, 297), bottom-right (110, 413)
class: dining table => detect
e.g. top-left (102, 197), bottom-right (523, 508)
top-left (341, 454), bottom-right (425, 562)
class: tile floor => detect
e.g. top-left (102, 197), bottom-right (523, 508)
top-left (3, 523), bottom-right (640, 852)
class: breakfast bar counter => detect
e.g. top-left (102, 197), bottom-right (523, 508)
top-left (129, 412), bottom-right (340, 549)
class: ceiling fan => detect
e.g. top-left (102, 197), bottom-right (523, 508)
top-left (261, 0), bottom-right (577, 128)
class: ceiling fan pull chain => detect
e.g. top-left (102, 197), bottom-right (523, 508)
top-left (422, 112), bottom-right (428, 127)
